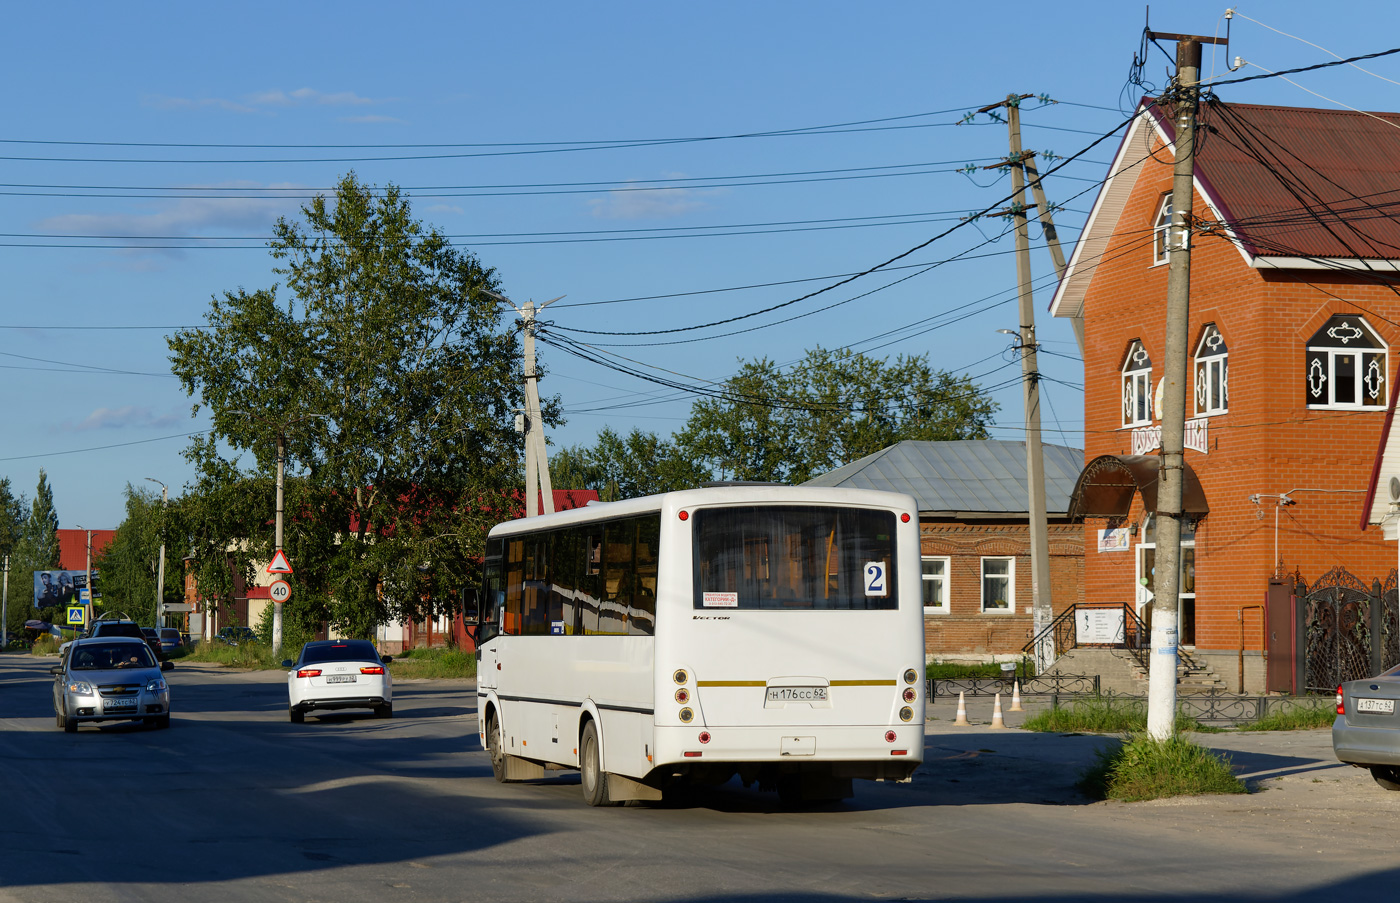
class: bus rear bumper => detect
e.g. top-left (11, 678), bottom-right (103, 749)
top-left (653, 724), bottom-right (923, 779)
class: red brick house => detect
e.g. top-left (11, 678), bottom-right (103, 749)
top-left (807, 440), bottom-right (1085, 661)
top-left (1051, 98), bottom-right (1400, 689)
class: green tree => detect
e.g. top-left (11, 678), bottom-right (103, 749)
top-left (551, 427), bottom-right (711, 501)
top-left (168, 173), bottom-right (540, 637)
top-left (8, 469), bottom-right (61, 625)
top-left (0, 477), bottom-right (28, 641)
top-left (677, 346), bottom-right (999, 484)
top-left (92, 484), bottom-right (182, 626)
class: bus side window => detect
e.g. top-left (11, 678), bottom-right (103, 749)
top-left (630, 514), bottom-right (660, 636)
top-left (578, 528), bottom-right (603, 634)
top-left (480, 544), bottom-right (504, 644)
top-left (602, 521), bottom-right (634, 635)
top-left (505, 539), bottom-right (525, 636)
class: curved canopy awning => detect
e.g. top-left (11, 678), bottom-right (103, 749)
top-left (1067, 454), bottom-right (1209, 522)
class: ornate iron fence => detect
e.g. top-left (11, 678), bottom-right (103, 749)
top-left (928, 674), bottom-right (1100, 698)
top-left (1298, 567), bottom-right (1400, 692)
top-left (1043, 690), bottom-right (1333, 727)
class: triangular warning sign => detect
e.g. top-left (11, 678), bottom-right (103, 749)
top-left (267, 549), bottom-right (293, 575)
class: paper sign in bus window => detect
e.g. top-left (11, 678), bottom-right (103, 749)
top-left (863, 561), bottom-right (888, 597)
top-left (703, 592), bottom-right (738, 608)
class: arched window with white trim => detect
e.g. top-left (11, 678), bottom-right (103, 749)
top-left (1194, 323), bottom-right (1228, 416)
top-left (1305, 315), bottom-right (1387, 409)
top-left (1122, 339), bottom-right (1153, 426)
top-left (1153, 195), bottom-right (1173, 265)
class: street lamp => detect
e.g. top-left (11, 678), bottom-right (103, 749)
top-left (227, 410), bottom-right (330, 656)
top-left (145, 478), bottom-right (168, 629)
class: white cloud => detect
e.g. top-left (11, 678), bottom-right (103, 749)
top-left (587, 182), bottom-right (716, 220)
top-left (341, 114), bottom-right (406, 124)
top-left (34, 181), bottom-right (305, 238)
top-left (146, 87), bottom-right (389, 115)
top-left (68, 406), bottom-right (182, 432)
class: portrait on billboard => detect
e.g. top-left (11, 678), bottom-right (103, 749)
top-left (33, 570), bottom-right (91, 607)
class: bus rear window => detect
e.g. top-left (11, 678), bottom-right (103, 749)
top-left (692, 506), bottom-right (898, 610)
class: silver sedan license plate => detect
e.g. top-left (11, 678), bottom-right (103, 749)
top-left (1356, 697), bottom-right (1395, 714)
top-left (105, 698), bottom-right (136, 710)
top-left (326, 675), bottom-right (356, 684)
top-left (766, 686), bottom-right (827, 702)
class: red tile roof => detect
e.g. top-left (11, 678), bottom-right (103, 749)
top-left (1152, 99), bottom-right (1400, 260)
top-left (57, 528), bottom-right (116, 570)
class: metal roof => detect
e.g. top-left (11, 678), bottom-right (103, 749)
top-left (803, 440), bottom-right (1084, 517)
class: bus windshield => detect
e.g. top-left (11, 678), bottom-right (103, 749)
top-left (692, 506), bottom-right (898, 610)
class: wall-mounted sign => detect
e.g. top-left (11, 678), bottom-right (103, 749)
top-left (1131, 418), bottom-right (1209, 456)
top-left (1097, 528), bottom-right (1131, 552)
top-left (1076, 608), bottom-right (1126, 645)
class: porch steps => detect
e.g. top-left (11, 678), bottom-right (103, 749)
top-left (1130, 649), bottom-right (1228, 694)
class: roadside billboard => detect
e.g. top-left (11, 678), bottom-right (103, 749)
top-left (32, 570), bottom-right (93, 608)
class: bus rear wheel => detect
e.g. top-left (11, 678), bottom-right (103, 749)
top-left (580, 721), bottom-right (611, 807)
top-left (487, 712), bottom-right (507, 783)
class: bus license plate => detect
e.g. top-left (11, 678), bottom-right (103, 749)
top-left (326, 675), bottom-right (357, 684)
top-left (1357, 697), bottom-right (1395, 714)
top-left (766, 687), bottom-right (827, 702)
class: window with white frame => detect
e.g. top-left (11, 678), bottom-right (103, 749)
top-left (1305, 315), bottom-right (1387, 409)
top-left (1122, 340), bottom-right (1153, 426)
top-left (1194, 323), bottom-right (1228, 416)
top-left (980, 557), bottom-right (1013, 612)
top-left (1153, 195), bottom-right (1173, 265)
top-left (921, 556), bottom-right (949, 614)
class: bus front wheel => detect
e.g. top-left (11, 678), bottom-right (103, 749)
top-left (580, 721), bottom-right (611, 807)
top-left (487, 712), bottom-right (507, 783)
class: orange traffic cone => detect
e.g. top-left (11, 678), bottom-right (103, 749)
top-left (1010, 681), bottom-right (1024, 712)
top-left (954, 691), bottom-right (969, 725)
top-left (990, 692), bottom-right (1005, 729)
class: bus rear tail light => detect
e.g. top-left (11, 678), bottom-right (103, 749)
top-left (884, 730), bottom-right (897, 743)
top-left (899, 706), bottom-right (914, 722)
top-left (678, 510), bottom-right (689, 521)
top-left (297, 669), bottom-right (322, 678)
top-left (903, 669), bottom-right (918, 685)
top-left (675, 688), bottom-right (690, 704)
top-left (890, 750), bottom-right (908, 756)
top-left (903, 688), bottom-right (917, 702)
top-left (673, 669), bottom-right (688, 685)
top-left (698, 731), bottom-right (711, 744)
top-left (360, 666), bottom-right (384, 675)
top-left (684, 751), bottom-right (703, 758)
top-left (901, 513), bottom-right (911, 523)
top-left (1337, 685), bottom-right (1345, 715)
top-left (679, 707), bottom-right (694, 724)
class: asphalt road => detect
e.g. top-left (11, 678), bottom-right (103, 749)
top-left (2, 654), bottom-right (1399, 903)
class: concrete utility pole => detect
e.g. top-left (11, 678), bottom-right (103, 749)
top-left (489, 290), bottom-right (564, 518)
top-left (2, 555), bottom-right (9, 650)
top-left (145, 478), bottom-right (168, 628)
top-left (84, 528), bottom-right (92, 627)
top-left (1146, 31), bottom-right (1223, 740)
top-left (1003, 94), bottom-right (1055, 670)
top-left (274, 431), bottom-right (286, 655)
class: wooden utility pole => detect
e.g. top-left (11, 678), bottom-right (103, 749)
top-left (1146, 30), bottom-right (1223, 740)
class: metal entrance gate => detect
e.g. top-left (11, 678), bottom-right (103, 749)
top-left (1295, 567), bottom-right (1400, 692)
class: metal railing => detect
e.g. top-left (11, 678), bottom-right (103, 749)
top-left (1022, 603), bottom-right (1150, 670)
top-left (928, 674), bottom-right (1100, 698)
top-left (1041, 689), bottom-right (1334, 727)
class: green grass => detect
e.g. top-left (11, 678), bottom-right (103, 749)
top-left (926, 661), bottom-right (1032, 680)
top-left (388, 646), bottom-right (477, 679)
top-left (1237, 703), bottom-right (1336, 732)
top-left (1079, 733), bottom-right (1248, 801)
top-left (31, 636), bottom-right (62, 656)
top-left (1022, 696), bottom-right (1209, 734)
top-left (178, 641), bottom-right (286, 670)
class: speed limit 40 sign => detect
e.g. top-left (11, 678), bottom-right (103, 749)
top-left (269, 580), bottom-right (292, 604)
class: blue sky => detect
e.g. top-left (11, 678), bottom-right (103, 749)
top-left (4, 1), bottom-right (1400, 528)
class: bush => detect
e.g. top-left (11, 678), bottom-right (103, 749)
top-left (32, 635), bottom-right (62, 656)
top-left (1080, 733), bottom-right (1247, 801)
top-left (926, 660), bottom-right (1034, 680)
top-left (389, 646), bottom-right (476, 679)
top-left (1238, 703), bottom-right (1336, 732)
top-left (1022, 696), bottom-right (1205, 734)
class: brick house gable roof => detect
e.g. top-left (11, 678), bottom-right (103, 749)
top-left (1051, 98), bottom-right (1400, 321)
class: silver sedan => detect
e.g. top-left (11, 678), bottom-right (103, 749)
top-left (51, 636), bottom-right (173, 732)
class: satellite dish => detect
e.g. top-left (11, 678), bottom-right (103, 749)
top-left (1389, 476), bottom-right (1400, 502)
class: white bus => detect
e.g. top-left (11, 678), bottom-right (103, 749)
top-left (475, 484), bottom-right (925, 806)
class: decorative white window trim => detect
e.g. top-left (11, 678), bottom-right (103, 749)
top-left (1153, 195), bottom-right (1173, 266)
top-left (1305, 315), bottom-right (1387, 410)
top-left (1122, 340), bottom-right (1153, 427)
top-left (1193, 323), bottom-right (1228, 417)
top-left (980, 557), bottom-right (1015, 614)
top-left (921, 556), bottom-right (949, 615)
